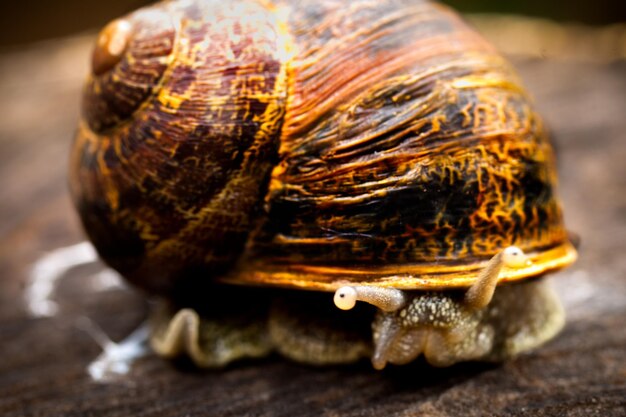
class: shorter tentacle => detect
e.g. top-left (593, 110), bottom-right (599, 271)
top-left (371, 314), bottom-right (401, 370)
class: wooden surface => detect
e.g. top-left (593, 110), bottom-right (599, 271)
top-left (0, 33), bottom-right (625, 417)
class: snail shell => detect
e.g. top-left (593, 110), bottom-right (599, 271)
top-left (70, 0), bottom-right (576, 299)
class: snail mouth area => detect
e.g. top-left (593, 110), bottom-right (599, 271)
top-left (370, 278), bottom-right (564, 368)
top-left (220, 241), bottom-right (577, 292)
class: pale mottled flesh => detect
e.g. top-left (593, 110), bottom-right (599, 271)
top-left (150, 279), bottom-right (563, 368)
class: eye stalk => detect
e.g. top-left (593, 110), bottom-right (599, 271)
top-left (92, 18), bottom-right (132, 76)
top-left (334, 246), bottom-right (532, 313)
top-left (333, 286), bottom-right (406, 312)
top-left (464, 246), bottom-right (531, 309)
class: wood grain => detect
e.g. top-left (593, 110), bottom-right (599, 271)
top-left (0, 33), bottom-right (625, 417)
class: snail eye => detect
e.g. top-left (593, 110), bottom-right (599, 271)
top-left (502, 246), bottom-right (529, 268)
top-left (92, 19), bottom-right (133, 76)
top-left (334, 287), bottom-right (357, 310)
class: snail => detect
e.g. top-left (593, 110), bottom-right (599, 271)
top-left (69, 0), bottom-right (577, 369)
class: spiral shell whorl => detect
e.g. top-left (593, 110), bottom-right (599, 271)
top-left (71, 0), bottom-right (288, 295)
top-left (84, 7), bottom-right (176, 133)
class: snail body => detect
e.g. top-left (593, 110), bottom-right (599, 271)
top-left (70, 0), bottom-right (576, 368)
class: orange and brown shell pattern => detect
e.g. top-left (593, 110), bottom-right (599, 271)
top-left (69, 0), bottom-right (577, 299)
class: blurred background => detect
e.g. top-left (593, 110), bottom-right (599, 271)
top-left (0, 0), bottom-right (625, 47)
top-left (0, 1), bottom-right (624, 416)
